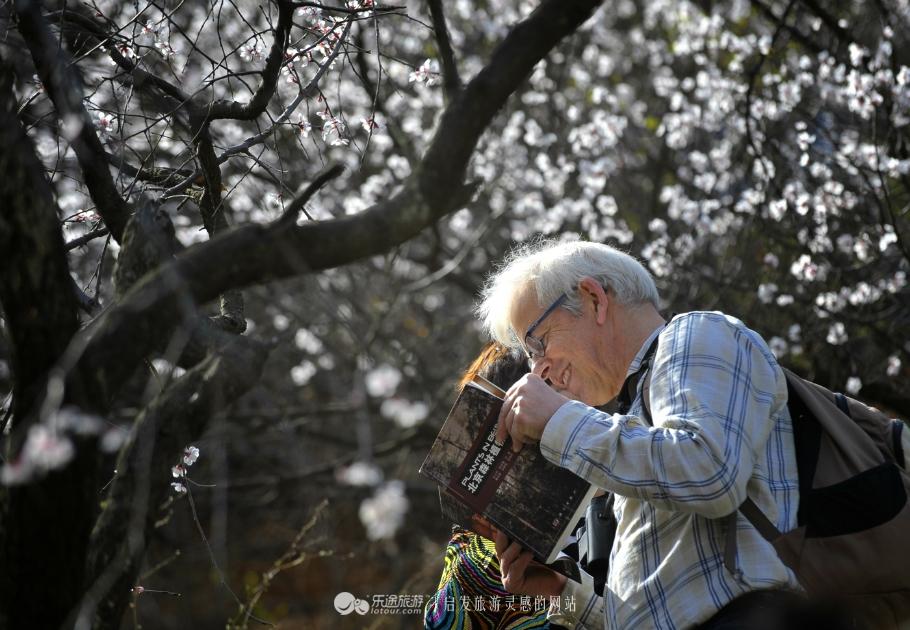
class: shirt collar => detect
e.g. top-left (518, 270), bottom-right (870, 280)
top-left (625, 324), bottom-right (665, 379)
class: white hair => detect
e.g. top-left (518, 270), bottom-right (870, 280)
top-left (476, 239), bottom-right (660, 347)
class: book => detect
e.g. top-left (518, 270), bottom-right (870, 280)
top-left (420, 374), bottom-right (596, 583)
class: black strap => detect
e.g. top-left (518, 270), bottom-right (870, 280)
top-left (616, 334), bottom-right (661, 419)
top-left (786, 374), bottom-right (823, 527)
top-left (617, 321), bottom-right (784, 575)
top-left (739, 497), bottom-right (782, 541)
top-left (893, 420), bottom-right (906, 469)
top-left (834, 392), bottom-right (851, 416)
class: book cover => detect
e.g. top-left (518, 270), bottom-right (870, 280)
top-left (420, 375), bottom-right (595, 581)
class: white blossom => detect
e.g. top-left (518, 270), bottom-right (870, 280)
top-left (321, 117), bottom-right (349, 146)
top-left (272, 313), bottom-right (290, 330)
top-left (336, 460), bottom-right (383, 486)
top-left (826, 322), bottom-right (848, 345)
top-left (294, 328), bottom-right (324, 354)
top-left (408, 58), bottom-right (440, 86)
top-left (240, 42), bottom-right (264, 63)
top-left (291, 360), bottom-right (317, 386)
top-left (183, 445), bottom-right (200, 466)
top-left (757, 283), bottom-right (777, 304)
top-left (768, 336), bottom-right (788, 358)
top-left (359, 480), bottom-right (409, 540)
top-left (380, 398), bottom-right (429, 428)
top-left (95, 112), bottom-right (116, 140)
top-left (1, 425), bottom-right (75, 486)
top-left (364, 363), bottom-right (401, 397)
top-left (845, 376), bottom-right (862, 395)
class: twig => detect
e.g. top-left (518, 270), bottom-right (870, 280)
top-left (426, 0), bottom-right (461, 102)
top-left (277, 164), bottom-right (345, 225)
top-left (65, 227), bottom-right (111, 251)
top-left (228, 499), bottom-right (330, 629)
top-left (185, 486), bottom-right (274, 627)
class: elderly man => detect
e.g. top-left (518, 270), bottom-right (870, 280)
top-left (476, 239), bottom-right (803, 629)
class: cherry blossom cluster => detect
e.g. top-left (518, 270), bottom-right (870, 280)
top-left (1, 407), bottom-right (126, 486)
top-left (170, 445), bottom-right (200, 494)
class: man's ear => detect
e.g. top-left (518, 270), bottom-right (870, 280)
top-left (577, 276), bottom-right (609, 325)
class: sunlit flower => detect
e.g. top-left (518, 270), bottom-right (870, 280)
top-left (380, 398), bottom-right (429, 428)
top-left (359, 480), bottom-right (408, 540)
top-left (295, 115), bottom-right (312, 138)
top-left (408, 58), bottom-right (440, 86)
top-left (826, 322), bottom-right (848, 345)
top-left (291, 360), bottom-right (317, 386)
top-left (183, 446), bottom-right (199, 466)
top-left (155, 40), bottom-right (176, 58)
top-left (96, 112), bottom-right (116, 140)
top-left (365, 363), bottom-right (401, 397)
top-left (846, 377), bottom-right (862, 395)
top-left (336, 460), bottom-right (383, 486)
top-left (360, 116), bottom-right (382, 132)
top-left (321, 117), bottom-right (349, 146)
top-left (240, 42), bottom-right (264, 63)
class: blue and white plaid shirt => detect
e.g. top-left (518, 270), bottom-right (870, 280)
top-left (542, 311), bottom-right (801, 629)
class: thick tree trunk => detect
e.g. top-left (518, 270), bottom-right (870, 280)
top-left (0, 63), bottom-right (92, 630)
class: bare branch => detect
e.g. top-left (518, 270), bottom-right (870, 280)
top-left (14, 0), bottom-right (132, 241)
top-left (291, 1), bottom-right (405, 14)
top-left (202, 0), bottom-right (295, 122)
top-left (79, 336), bottom-right (269, 628)
top-left (65, 226), bottom-right (111, 251)
top-left (427, 0), bottom-right (461, 101)
top-left (66, 0), bottom-right (605, 411)
top-left (277, 163), bottom-right (345, 225)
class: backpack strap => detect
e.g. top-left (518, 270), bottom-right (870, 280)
top-left (625, 324), bottom-right (783, 575)
top-left (616, 333), bottom-right (661, 418)
top-left (893, 420), bottom-right (906, 469)
top-left (834, 392), bottom-right (851, 416)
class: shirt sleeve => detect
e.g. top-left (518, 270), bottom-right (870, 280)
top-left (538, 312), bottom-right (786, 518)
top-left (546, 568), bottom-right (604, 629)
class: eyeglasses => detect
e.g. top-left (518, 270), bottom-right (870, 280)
top-left (523, 293), bottom-right (567, 362)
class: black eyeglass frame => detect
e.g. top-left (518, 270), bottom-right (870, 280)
top-left (523, 293), bottom-right (568, 362)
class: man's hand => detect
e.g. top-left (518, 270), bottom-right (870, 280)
top-left (496, 373), bottom-right (569, 452)
top-left (493, 528), bottom-right (568, 597)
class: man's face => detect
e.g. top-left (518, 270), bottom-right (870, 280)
top-left (510, 284), bottom-right (621, 406)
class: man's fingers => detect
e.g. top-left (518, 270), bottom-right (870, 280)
top-left (496, 399), bottom-right (513, 445)
top-left (493, 529), bottom-right (508, 556)
top-left (511, 549), bottom-right (534, 578)
top-left (501, 540), bottom-right (522, 566)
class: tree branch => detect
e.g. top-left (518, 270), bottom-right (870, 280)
top-left (78, 336), bottom-right (269, 629)
top-left (65, 0), bottom-right (604, 411)
top-left (0, 62), bottom-right (81, 428)
top-left (277, 164), bottom-right (345, 225)
top-left (65, 226), bottom-right (111, 251)
top-left (14, 0), bottom-right (132, 242)
top-left (427, 0), bottom-right (461, 102)
top-left (0, 57), bottom-right (93, 630)
top-left (202, 0), bottom-right (295, 122)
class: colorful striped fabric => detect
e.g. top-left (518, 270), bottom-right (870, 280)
top-left (424, 527), bottom-right (551, 629)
